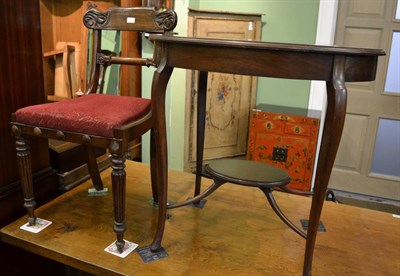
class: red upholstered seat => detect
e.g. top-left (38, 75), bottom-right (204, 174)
top-left (15, 94), bottom-right (151, 138)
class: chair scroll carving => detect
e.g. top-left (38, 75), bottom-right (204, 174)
top-left (155, 10), bottom-right (178, 31)
top-left (83, 9), bottom-right (110, 29)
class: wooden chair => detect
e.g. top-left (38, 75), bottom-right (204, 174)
top-left (10, 6), bottom-right (177, 253)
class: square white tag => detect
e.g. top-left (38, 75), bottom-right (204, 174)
top-left (20, 218), bottom-right (52, 233)
top-left (104, 240), bottom-right (138, 258)
top-left (127, 17), bottom-right (136, 24)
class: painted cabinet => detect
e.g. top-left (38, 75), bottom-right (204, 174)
top-left (247, 105), bottom-right (320, 191)
top-left (185, 8), bottom-right (263, 171)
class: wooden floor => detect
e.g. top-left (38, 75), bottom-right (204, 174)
top-left (1, 161), bottom-right (399, 275)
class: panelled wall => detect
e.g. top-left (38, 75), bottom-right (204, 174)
top-left (0, 1), bottom-right (65, 274)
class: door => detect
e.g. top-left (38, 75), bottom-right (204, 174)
top-left (330, 0), bottom-right (400, 200)
top-left (185, 9), bottom-right (262, 171)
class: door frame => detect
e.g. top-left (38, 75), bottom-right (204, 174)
top-left (308, 0), bottom-right (339, 189)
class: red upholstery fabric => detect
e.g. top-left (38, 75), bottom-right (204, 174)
top-left (15, 94), bottom-right (151, 138)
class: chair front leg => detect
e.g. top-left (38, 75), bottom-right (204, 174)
top-left (15, 135), bottom-right (36, 226)
top-left (111, 153), bottom-right (126, 253)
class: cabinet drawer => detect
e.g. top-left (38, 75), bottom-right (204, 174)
top-left (284, 123), bottom-right (312, 136)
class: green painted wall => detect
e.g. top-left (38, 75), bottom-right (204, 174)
top-left (142, 0), bottom-right (320, 171)
top-left (194, 0), bottom-right (319, 107)
top-left (102, 30), bottom-right (121, 94)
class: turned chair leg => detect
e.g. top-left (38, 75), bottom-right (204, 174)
top-left (15, 135), bottom-right (36, 226)
top-left (111, 153), bottom-right (126, 253)
top-left (84, 145), bottom-right (104, 191)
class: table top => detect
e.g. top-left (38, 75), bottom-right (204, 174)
top-left (149, 35), bottom-right (384, 82)
top-left (1, 161), bottom-right (399, 275)
top-left (150, 35), bottom-right (385, 56)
